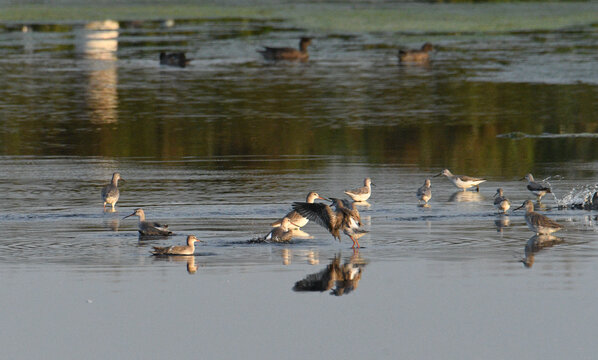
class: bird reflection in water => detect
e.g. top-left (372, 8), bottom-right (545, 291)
top-left (279, 249), bottom-right (320, 265)
top-left (153, 255), bottom-right (198, 274)
top-left (448, 191), bottom-right (483, 203)
top-left (494, 216), bottom-right (510, 233)
top-left (293, 252), bottom-right (367, 296)
top-left (522, 235), bottom-right (564, 268)
top-left (103, 216), bottom-right (120, 231)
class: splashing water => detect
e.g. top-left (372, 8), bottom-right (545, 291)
top-left (556, 183), bottom-right (598, 209)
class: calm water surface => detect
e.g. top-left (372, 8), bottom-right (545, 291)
top-left (1, 2), bottom-right (598, 359)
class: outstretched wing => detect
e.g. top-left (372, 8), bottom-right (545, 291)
top-left (292, 202), bottom-right (335, 232)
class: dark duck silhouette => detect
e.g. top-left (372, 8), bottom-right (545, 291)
top-left (258, 37), bottom-right (312, 61)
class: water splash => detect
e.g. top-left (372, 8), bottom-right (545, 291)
top-left (556, 183), bottom-right (598, 209)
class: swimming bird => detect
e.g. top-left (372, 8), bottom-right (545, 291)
top-left (521, 173), bottom-right (552, 200)
top-left (101, 172), bottom-right (123, 211)
top-left (435, 169), bottom-right (486, 192)
top-left (151, 235), bottom-right (200, 255)
top-left (398, 42), bottom-right (433, 63)
top-left (493, 188), bottom-right (511, 213)
top-left (416, 178), bottom-right (432, 204)
top-left (264, 217), bottom-right (299, 242)
top-left (514, 200), bottom-right (564, 235)
top-left (271, 192), bottom-right (328, 229)
top-left (122, 208), bottom-right (173, 236)
top-left (159, 52), bottom-right (191, 67)
top-left (292, 198), bottom-right (367, 248)
top-left (344, 178), bottom-right (374, 202)
top-left (258, 37), bottom-right (312, 61)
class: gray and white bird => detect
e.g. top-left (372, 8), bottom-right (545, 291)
top-left (435, 169), bottom-right (486, 192)
top-left (271, 192), bottom-right (328, 229)
top-left (493, 188), bottom-right (511, 213)
top-left (101, 172), bottom-right (123, 211)
top-left (264, 217), bottom-right (299, 242)
top-left (344, 178), bottom-right (374, 202)
top-left (521, 173), bottom-right (552, 200)
top-left (152, 235), bottom-right (200, 255)
top-left (416, 178), bottom-right (432, 204)
top-left (514, 200), bottom-right (563, 235)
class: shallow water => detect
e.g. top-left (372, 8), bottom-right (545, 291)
top-left (1, 2), bottom-right (598, 359)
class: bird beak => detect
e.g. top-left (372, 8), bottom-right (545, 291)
top-left (433, 173), bottom-right (442, 177)
top-left (493, 192), bottom-right (498, 198)
top-left (513, 204), bottom-right (524, 211)
top-left (518, 177), bottom-right (526, 181)
top-left (371, 183), bottom-right (376, 187)
top-left (122, 213), bottom-right (134, 220)
top-left (290, 221), bottom-right (300, 228)
top-left (318, 196), bottom-right (330, 201)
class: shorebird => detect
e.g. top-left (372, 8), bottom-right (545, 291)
top-left (344, 178), bottom-right (374, 202)
top-left (292, 198), bottom-right (367, 248)
top-left (101, 172), bottom-right (123, 211)
top-left (514, 200), bottom-right (564, 235)
top-left (398, 42), bottom-right (433, 63)
top-left (521, 173), bottom-right (552, 200)
top-left (258, 37), bottom-right (312, 61)
top-left (416, 178), bottom-right (432, 204)
top-left (122, 208), bottom-right (173, 236)
top-left (159, 52), bottom-right (191, 67)
top-left (435, 169), bottom-right (486, 191)
top-left (151, 235), bottom-right (200, 255)
top-left (264, 217), bottom-right (299, 242)
top-left (271, 192), bottom-right (328, 229)
top-left (493, 188), bottom-right (511, 213)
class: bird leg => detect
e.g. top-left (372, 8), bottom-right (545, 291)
top-left (350, 236), bottom-right (360, 249)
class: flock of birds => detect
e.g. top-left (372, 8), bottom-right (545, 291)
top-left (159, 38), bottom-right (434, 67)
top-left (102, 168), bottom-right (565, 256)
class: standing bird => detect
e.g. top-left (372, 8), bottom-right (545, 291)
top-left (122, 208), bottom-right (173, 236)
top-left (493, 188), bottom-right (511, 213)
top-left (398, 42), bottom-right (434, 63)
top-left (271, 192), bottom-right (328, 229)
top-left (159, 52), bottom-right (191, 67)
top-left (344, 178), bottom-right (374, 202)
top-left (292, 198), bottom-right (367, 249)
top-left (101, 172), bottom-right (123, 211)
top-left (435, 169), bottom-right (486, 192)
top-left (258, 37), bottom-right (312, 61)
top-left (264, 217), bottom-right (299, 242)
top-left (521, 173), bottom-right (552, 200)
top-left (152, 235), bottom-right (200, 255)
top-left (514, 200), bottom-right (564, 235)
top-left (416, 178), bottom-right (432, 204)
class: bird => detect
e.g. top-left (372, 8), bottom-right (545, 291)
top-left (101, 172), bottom-right (123, 211)
top-left (264, 217), bottom-right (299, 242)
top-left (398, 42), bottom-right (434, 63)
top-left (271, 192), bottom-right (328, 229)
top-left (292, 198), bottom-right (367, 248)
top-left (416, 178), bottom-right (432, 204)
top-left (258, 37), bottom-right (312, 61)
top-left (521, 173), bottom-right (552, 200)
top-left (514, 200), bottom-right (564, 235)
top-left (344, 178), bottom-right (374, 202)
top-left (159, 52), bottom-right (191, 67)
top-left (122, 208), bottom-right (173, 236)
top-left (435, 169), bottom-right (486, 191)
top-left (493, 188), bottom-right (511, 213)
top-left (151, 235), bottom-right (200, 255)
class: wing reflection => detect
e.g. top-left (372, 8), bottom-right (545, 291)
top-left (522, 234), bottom-right (563, 268)
top-left (293, 252), bottom-right (367, 296)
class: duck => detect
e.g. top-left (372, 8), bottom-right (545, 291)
top-left (258, 37), bottom-right (312, 61)
top-left (264, 217), bottom-right (299, 242)
top-left (271, 192), bottom-right (328, 229)
top-left (101, 172), bottom-right (123, 211)
top-left (152, 235), bottom-right (200, 255)
top-left (344, 178), bottom-right (374, 202)
top-left (398, 42), bottom-right (434, 63)
top-left (159, 52), bottom-right (191, 67)
top-left (122, 208), bottom-right (173, 236)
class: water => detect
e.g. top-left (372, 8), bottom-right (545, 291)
top-left (1, 2), bottom-right (598, 359)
